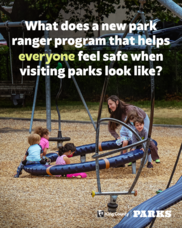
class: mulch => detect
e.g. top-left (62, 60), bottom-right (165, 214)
top-left (0, 119), bottom-right (182, 228)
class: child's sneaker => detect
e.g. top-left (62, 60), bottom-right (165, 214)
top-left (128, 162), bottom-right (132, 166)
top-left (14, 170), bottom-right (22, 178)
top-left (155, 159), bottom-right (160, 163)
top-left (147, 162), bottom-right (153, 168)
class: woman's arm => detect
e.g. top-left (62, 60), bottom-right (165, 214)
top-left (108, 124), bottom-right (120, 139)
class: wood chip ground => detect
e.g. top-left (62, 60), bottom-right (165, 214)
top-left (0, 119), bottom-right (182, 227)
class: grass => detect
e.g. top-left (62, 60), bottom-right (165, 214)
top-left (0, 100), bottom-right (182, 125)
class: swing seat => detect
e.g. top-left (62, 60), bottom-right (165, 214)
top-left (11, 94), bottom-right (25, 105)
top-left (0, 81), bottom-right (35, 101)
top-left (49, 137), bottom-right (70, 142)
top-left (49, 130), bottom-right (70, 142)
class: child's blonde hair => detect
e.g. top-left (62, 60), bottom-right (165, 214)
top-left (125, 110), bottom-right (139, 124)
top-left (28, 133), bottom-right (41, 145)
top-left (34, 126), bottom-right (49, 137)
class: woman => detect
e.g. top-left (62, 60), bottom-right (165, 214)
top-left (107, 95), bottom-right (160, 166)
top-left (107, 95), bottom-right (149, 139)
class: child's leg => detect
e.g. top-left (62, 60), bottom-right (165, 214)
top-left (147, 154), bottom-right (153, 168)
top-left (148, 154), bottom-right (152, 162)
top-left (14, 161), bottom-right (25, 178)
top-left (144, 114), bottom-right (150, 131)
top-left (122, 140), bottom-right (128, 153)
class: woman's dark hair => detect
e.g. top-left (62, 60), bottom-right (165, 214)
top-left (34, 126), bottom-right (49, 137)
top-left (125, 110), bottom-right (139, 124)
top-left (107, 95), bottom-right (129, 130)
top-left (58, 143), bottom-right (76, 156)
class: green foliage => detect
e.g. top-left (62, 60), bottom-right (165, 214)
top-left (1, 42), bottom-right (182, 100)
top-left (8, 0), bottom-right (121, 37)
top-left (0, 0), bottom-right (121, 82)
top-left (122, 0), bottom-right (182, 24)
top-left (44, 45), bottom-right (182, 101)
top-left (0, 45), bottom-right (10, 80)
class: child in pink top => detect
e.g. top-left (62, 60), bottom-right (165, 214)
top-left (34, 127), bottom-right (49, 156)
top-left (56, 143), bottom-right (87, 178)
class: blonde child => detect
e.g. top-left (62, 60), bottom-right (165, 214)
top-left (14, 134), bottom-right (43, 178)
top-left (56, 143), bottom-right (87, 178)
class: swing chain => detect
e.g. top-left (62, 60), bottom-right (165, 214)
top-left (21, 20), bottom-right (25, 84)
top-left (5, 20), bottom-right (14, 85)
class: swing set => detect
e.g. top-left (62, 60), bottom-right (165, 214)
top-left (0, 20), bottom-right (47, 105)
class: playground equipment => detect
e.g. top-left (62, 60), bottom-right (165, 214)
top-left (158, 0), bottom-right (182, 20)
top-left (24, 0), bottom-right (182, 220)
top-left (29, 55), bottom-right (97, 157)
top-left (48, 62), bottom-right (70, 147)
top-left (0, 21), bottom-right (46, 105)
top-left (23, 139), bottom-right (157, 176)
top-left (29, 53), bottom-right (97, 151)
top-left (29, 56), bottom-right (96, 134)
top-left (91, 0), bottom-right (155, 212)
top-left (114, 143), bottom-right (182, 228)
top-left (89, 0), bottom-right (182, 216)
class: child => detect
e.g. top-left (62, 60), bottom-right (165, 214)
top-left (131, 117), bottom-right (159, 168)
top-left (56, 143), bottom-right (87, 178)
top-left (34, 127), bottom-right (49, 156)
top-left (115, 111), bottom-right (138, 168)
top-left (14, 134), bottom-right (43, 178)
top-left (116, 110), bottom-right (138, 153)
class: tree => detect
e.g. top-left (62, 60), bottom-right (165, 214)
top-left (0, 0), bottom-right (120, 81)
top-left (122, 0), bottom-right (182, 24)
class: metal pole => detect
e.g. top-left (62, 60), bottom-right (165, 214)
top-left (128, 9), bottom-right (155, 194)
top-left (0, 20), bottom-right (47, 28)
top-left (149, 1), bottom-right (182, 222)
top-left (95, 122), bottom-right (102, 192)
top-left (166, 143), bottom-right (182, 189)
top-left (21, 20), bottom-right (25, 84)
top-left (150, 144), bottom-right (182, 228)
top-left (94, 11), bottom-right (141, 194)
top-left (96, 11), bottom-right (141, 126)
top-left (64, 59), bottom-right (96, 131)
top-left (157, 0), bottom-right (182, 20)
top-left (55, 78), bottom-right (62, 132)
top-left (92, 139), bottom-right (147, 159)
top-left (44, 30), bottom-right (51, 132)
top-left (29, 60), bottom-right (42, 133)
top-left (5, 21), bottom-right (14, 85)
top-left (95, 191), bottom-right (136, 196)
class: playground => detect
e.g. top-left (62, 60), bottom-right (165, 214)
top-left (0, 0), bottom-right (182, 227)
top-left (0, 119), bottom-right (182, 227)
